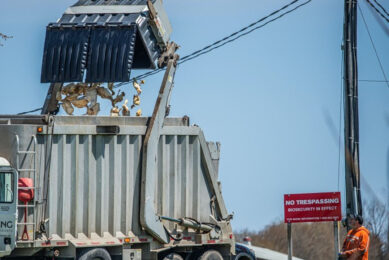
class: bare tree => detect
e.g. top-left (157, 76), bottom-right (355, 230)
top-left (235, 202), bottom-right (389, 260)
top-left (0, 33), bottom-right (12, 46)
top-left (364, 199), bottom-right (387, 238)
top-left (236, 221), bottom-right (336, 260)
top-left (363, 198), bottom-right (388, 259)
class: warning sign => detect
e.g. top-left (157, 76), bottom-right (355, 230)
top-left (284, 192), bottom-right (342, 223)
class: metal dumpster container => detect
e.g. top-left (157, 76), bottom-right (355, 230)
top-left (0, 115), bottom-right (233, 259)
top-left (41, 0), bottom-right (172, 83)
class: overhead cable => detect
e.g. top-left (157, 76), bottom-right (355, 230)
top-left (114, 0), bottom-right (312, 89)
top-left (359, 4), bottom-right (389, 88)
top-left (359, 79), bottom-right (389, 83)
top-left (20, 0), bottom-right (312, 114)
top-left (178, 0), bottom-right (309, 62)
top-left (364, 0), bottom-right (389, 23)
top-left (17, 107), bottom-right (42, 115)
top-left (178, 0), bottom-right (312, 65)
top-left (372, 0), bottom-right (389, 17)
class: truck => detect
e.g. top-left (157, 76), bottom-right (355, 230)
top-left (0, 0), bottom-right (239, 259)
top-left (0, 114), bottom-right (234, 260)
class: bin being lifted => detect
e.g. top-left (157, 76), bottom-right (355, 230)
top-left (41, 0), bottom-right (172, 83)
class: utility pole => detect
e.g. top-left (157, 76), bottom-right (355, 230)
top-left (387, 148), bottom-right (389, 253)
top-left (343, 0), bottom-right (362, 225)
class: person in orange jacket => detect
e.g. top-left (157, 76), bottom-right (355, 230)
top-left (339, 214), bottom-right (370, 260)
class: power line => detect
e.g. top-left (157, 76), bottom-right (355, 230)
top-left (20, 0), bottom-right (313, 113)
top-left (359, 79), bottom-right (389, 83)
top-left (359, 4), bottom-right (389, 89)
top-left (178, 0), bottom-right (308, 62)
top-left (17, 107), bottom-right (42, 115)
top-left (372, 0), bottom-right (389, 17)
top-left (114, 68), bottom-right (164, 89)
top-left (364, 0), bottom-right (389, 23)
top-left (135, 68), bottom-right (164, 80)
top-left (178, 0), bottom-right (312, 65)
top-left (114, 0), bottom-right (312, 89)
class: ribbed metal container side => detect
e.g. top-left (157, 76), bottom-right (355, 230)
top-left (156, 135), bottom-right (213, 231)
top-left (0, 118), bottom-right (225, 244)
top-left (38, 134), bottom-right (144, 238)
top-left (36, 134), bottom-right (214, 240)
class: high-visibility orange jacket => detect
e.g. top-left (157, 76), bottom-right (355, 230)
top-left (341, 226), bottom-right (370, 260)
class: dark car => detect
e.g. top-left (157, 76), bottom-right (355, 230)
top-left (234, 243), bottom-right (256, 260)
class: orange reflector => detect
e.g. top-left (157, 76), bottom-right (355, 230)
top-left (37, 127), bottom-right (43, 133)
top-left (124, 238), bottom-right (131, 243)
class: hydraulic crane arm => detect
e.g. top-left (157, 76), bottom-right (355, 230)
top-left (140, 42), bottom-right (179, 243)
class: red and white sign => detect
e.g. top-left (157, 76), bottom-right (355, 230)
top-left (284, 192), bottom-right (341, 223)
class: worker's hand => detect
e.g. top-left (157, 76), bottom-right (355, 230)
top-left (337, 252), bottom-right (346, 260)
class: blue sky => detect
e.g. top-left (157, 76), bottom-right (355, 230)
top-left (0, 0), bottom-right (388, 231)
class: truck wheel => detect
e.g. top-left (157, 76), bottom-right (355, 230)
top-left (234, 252), bottom-right (254, 260)
top-left (163, 253), bottom-right (184, 260)
top-left (78, 248), bottom-right (112, 260)
top-left (198, 250), bottom-right (223, 260)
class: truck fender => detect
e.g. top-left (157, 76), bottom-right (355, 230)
top-left (234, 252), bottom-right (255, 260)
top-left (198, 250), bottom-right (223, 260)
top-left (78, 248), bottom-right (111, 260)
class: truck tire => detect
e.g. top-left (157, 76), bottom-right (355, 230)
top-left (78, 248), bottom-right (112, 260)
top-left (234, 252), bottom-right (254, 260)
top-left (198, 250), bottom-right (223, 260)
top-left (163, 253), bottom-right (184, 260)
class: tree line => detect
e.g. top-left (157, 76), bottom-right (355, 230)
top-left (235, 199), bottom-right (388, 260)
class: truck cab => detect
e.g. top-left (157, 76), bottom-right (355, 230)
top-left (0, 157), bottom-right (17, 257)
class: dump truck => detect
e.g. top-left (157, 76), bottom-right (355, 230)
top-left (0, 0), bottom-right (236, 259)
top-left (0, 114), bottom-right (234, 260)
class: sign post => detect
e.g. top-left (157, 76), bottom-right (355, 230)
top-left (334, 221), bottom-right (340, 259)
top-left (284, 192), bottom-right (342, 260)
top-left (287, 223), bottom-right (292, 260)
